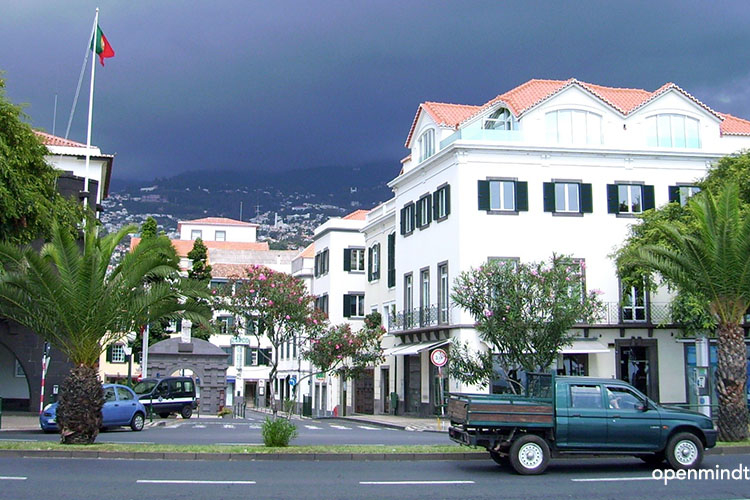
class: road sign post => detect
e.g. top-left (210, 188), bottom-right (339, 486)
top-left (430, 349), bottom-right (448, 422)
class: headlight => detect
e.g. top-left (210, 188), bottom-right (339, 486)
top-left (43, 404), bottom-right (53, 412)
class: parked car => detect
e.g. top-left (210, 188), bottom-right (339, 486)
top-left (39, 384), bottom-right (146, 433)
top-left (448, 373), bottom-right (717, 475)
top-left (133, 376), bottom-right (198, 419)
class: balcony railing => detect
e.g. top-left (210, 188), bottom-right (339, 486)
top-left (389, 305), bottom-right (453, 332)
top-left (439, 128), bottom-right (525, 149)
top-left (588, 302), bottom-right (673, 326)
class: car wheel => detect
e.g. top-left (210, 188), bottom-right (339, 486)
top-left (509, 434), bottom-right (550, 475)
top-left (180, 405), bottom-right (193, 419)
top-left (130, 412), bottom-right (145, 432)
top-left (666, 432), bottom-right (703, 470)
top-left (158, 412), bottom-right (170, 418)
top-left (489, 450), bottom-right (510, 467)
top-left (638, 452), bottom-right (666, 465)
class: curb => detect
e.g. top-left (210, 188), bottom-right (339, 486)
top-left (330, 416), bottom-right (447, 434)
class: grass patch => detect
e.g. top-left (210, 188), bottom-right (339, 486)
top-left (0, 441), bottom-right (482, 455)
top-left (716, 440), bottom-right (750, 447)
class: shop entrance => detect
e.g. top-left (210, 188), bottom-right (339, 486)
top-left (616, 339), bottom-right (659, 401)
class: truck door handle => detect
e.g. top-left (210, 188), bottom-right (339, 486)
top-left (611, 414), bottom-right (620, 418)
top-left (570, 413), bottom-right (581, 417)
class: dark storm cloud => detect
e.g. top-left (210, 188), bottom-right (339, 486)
top-left (2, 1), bottom-right (749, 181)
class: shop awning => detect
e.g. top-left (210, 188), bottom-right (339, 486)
top-left (384, 339), bottom-right (450, 357)
top-left (560, 340), bottom-right (610, 354)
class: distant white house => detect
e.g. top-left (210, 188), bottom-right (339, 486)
top-left (364, 78), bottom-right (750, 416)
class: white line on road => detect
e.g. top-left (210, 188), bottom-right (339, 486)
top-left (137, 480), bottom-right (256, 485)
top-left (360, 481), bottom-right (475, 485)
top-left (304, 425), bottom-right (322, 430)
top-left (0, 477), bottom-right (27, 481)
top-left (193, 424), bottom-right (206, 428)
top-left (330, 425), bottom-right (352, 430)
top-left (0, 438), bottom-right (37, 442)
top-left (571, 477), bottom-right (657, 482)
top-left (222, 424), bottom-right (235, 429)
top-left (357, 425), bottom-right (380, 430)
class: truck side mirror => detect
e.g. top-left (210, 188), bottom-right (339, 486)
top-left (637, 403), bottom-right (649, 412)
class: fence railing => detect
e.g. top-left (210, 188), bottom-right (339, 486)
top-left (388, 305), bottom-right (454, 332)
top-left (589, 302), bottom-right (673, 326)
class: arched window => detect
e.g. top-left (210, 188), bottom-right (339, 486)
top-left (546, 109), bottom-right (602, 145)
top-left (645, 114), bottom-right (700, 148)
top-left (418, 129), bottom-right (435, 162)
top-left (483, 108), bottom-right (517, 131)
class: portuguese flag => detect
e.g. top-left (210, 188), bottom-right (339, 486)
top-left (91, 25), bottom-right (115, 66)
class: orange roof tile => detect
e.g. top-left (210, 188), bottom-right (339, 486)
top-left (178, 217), bottom-right (258, 227)
top-left (718, 113), bottom-right (750, 135)
top-left (405, 102), bottom-right (481, 147)
top-left (130, 237), bottom-right (269, 257)
top-left (34, 130), bottom-right (88, 148)
top-left (295, 243), bottom-right (315, 259)
top-left (210, 263), bottom-right (254, 279)
top-left (342, 209), bottom-right (370, 221)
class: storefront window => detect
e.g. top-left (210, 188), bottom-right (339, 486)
top-left (685, 343), bottom-right (750, 408)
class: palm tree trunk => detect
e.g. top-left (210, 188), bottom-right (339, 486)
top-left (57, 365), bottom-right (104, 444)
top-left (715, 323), bottom-right (749, 441)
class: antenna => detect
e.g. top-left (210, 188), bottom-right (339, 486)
top-left (52, 94), bottom-right (58, 136)
top-left (239, 201), bottom-right (243, 221)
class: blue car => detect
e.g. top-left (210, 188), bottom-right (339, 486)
top-left (40, 384), bottom-right (146, 433)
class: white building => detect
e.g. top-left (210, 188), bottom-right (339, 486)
top-left (374, 78), bottom-right (750, 416)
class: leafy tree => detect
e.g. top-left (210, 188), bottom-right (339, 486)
top-left (218, 265), bottom-right (319, 415)
top-left (140, 217), bottom-right (158, 240)
top-left (303, 311), bottom-right (385, 382)
top-left (618, 184), bottom-right (750, 441)
top-left (0, 76), bottom-right (82, 244)
top-left (0, 217), bottom-right (211, 444)
top-left (187, 237), bottom-right (212, 282)
top-left (449, 255), bottom-right (604, 392)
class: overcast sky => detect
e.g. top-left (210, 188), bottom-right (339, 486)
top-left (2, 1), bottom-right (750, 183)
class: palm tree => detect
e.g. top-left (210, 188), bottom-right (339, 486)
top-left (0, 218), bottom-right (210, 444)
top-left (621, 183), bottom-right (750, 441)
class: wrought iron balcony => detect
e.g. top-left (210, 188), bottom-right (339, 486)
top-left (588, 302), bottom-right (673, 326)
top-left (388, 305), bottom-right (453, 332)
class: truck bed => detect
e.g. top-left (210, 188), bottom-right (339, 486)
top-left (448, 393), bottom-right (554, 428)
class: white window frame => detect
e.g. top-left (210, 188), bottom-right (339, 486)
top-left (438, 263), bottom-right (449, 324)
top-left (483, 108), bottom-right (517, 130)
top-left (622, 284), bottom-right (647, 322)
top-left (191, 229), bottom-right (202, 240)
top-left (215, 230), bottom-right (226, 242)
top-left (110, 344), bottom-right (126, 363)
top-left (679, 186), bottom-right (701, 206)
top-left (418, 129), bottom-right (435, 162)
top-left (435, 185), bottom-right (449, 219)
top-left (646, 113), bottom-right (701, 148)
top-left (618, 184), bottom-right (643, 214)
top-left (418, 196), bottom-right (430, 227)
top-left (546, 109), bottom-right (603, 145)
top-left (489, 180), bottom-right (516, 211)
top-left (403, 204), bottom-right (416, 234)
top-left (554, 182), bottom-right (580, 213)
top-left (372, 244), bottom-right (380, 275)
top-left (350, 248), bottom-right (365, 272)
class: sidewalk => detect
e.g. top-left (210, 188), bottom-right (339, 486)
top-left (337, 413), bottom-right (449, 433)
top-left (0, 412), bottom-right (40, 431)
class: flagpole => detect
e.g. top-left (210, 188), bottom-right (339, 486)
top-left (83, 8), bottom-right (99, 211)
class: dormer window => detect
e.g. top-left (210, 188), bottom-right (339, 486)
top-left (546, 110), bottom-right (602, 145)
top-left (645, 114), bottom-right (700, 148)
top-left (418, 129), bottom-right (435, 162)
top-left (483, 108), bottom-right (517, 130)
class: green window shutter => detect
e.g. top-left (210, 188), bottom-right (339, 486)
top-left (399, 208), bottom-right (406, 235)
top-left (367, 247), bottom-right (373, 281)
top-left (478, 180), bottom-right (490, 211)
top-left (580, 183), bottom-right (593, 213)
top-left (668, 186), bottom-right (679, 203)
top-left (343, 248), bottom-right (351, 271)
top-left (343, 295), bottom-right (352, 318)
top-left (606, 184), bottom-right (619, 214)
top-left (426, 194), bottom-right (433, 223)
top-left (106, 346), bottom-right (113, 363)
top-left (515, 181), bottom-right (529, 212)
top-left (444, 185), bottom-right (451, 216)
top-left (260, 348), bottom-right (271, 366)
top-left (375, 243), bottom-right (381, 280)
top-left (432, 191), bottom-right (439, 220)
top-left (415, 199), bottom-right (422, 226)
top-left (642, 185), bottom-right (656, 211)
top-left (388, 233), bottom-right (396, 288)
top-left (543, 182), bottom-right (555, 212)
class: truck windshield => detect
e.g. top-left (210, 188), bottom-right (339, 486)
top-left (133, 380), bottom-right (157, 395)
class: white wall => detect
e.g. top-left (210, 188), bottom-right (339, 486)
top-left (179, 223), bottom-right (257, 242)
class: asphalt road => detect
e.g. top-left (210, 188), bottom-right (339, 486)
top-left (0, 412), bottom-right (449, 446)
top-left (2, 454), bottom-right (750, 500)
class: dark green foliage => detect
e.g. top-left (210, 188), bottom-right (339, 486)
top-left (57, 365), bottom-right (104, 444)
top-left (261, 416), bottom-right (298, 447)
top-left (0, 77), bottom-right (82, 244)
top-left (187, 237), bottom-right (212, 282)
top-left (140, 217), bottom-right (158, 239)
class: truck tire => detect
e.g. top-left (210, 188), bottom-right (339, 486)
top-left (509, 434), bottom-right (550, 475)
top-left (666, 432), bottom-right (703, 470)
top-left (180, 405), bottom-right (193, 419)
top-left (489, 450), bottom-right (510, 467)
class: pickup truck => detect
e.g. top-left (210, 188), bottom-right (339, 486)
top-left (448, 374), bottom-right (717, 475)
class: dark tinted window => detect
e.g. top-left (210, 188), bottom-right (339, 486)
top-left (570, 385), bottom-right (602, 409)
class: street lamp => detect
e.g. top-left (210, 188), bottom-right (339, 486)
top-left (122, 344), bottom-right (133, 387)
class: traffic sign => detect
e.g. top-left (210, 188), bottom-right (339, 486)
top-left (430, 348), bottom-right (447, 367)
top-left (289, 376), bottom-right (297, 387)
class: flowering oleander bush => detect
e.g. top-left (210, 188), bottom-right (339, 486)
top-left (450, 254), bottom-right (604, 390)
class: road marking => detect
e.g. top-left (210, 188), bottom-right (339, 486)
top-left (137, 480), bottom-right (256, 485)
top-left (193, 424), bottom-right (206, 428)
top-left (214, 443), bottom-right (263, 446)
top-left (0, 477), bottom-right (27, 481)
top-left (102, 441), bottom-right (154, 445)
top-left (360, 480), bottom-right (474, 485)
top-left (304, 425), bottom-right (322, 430)
top-left (0, 438), bottom-right (37, 442)
top-left (223, 424), bottom-right (235, 429)
top-left (571, 477), bottom-right (657, 482)
top-left (357, 425), bottom-right (379, 430)
top-left (330, 425), bottom-right (351, 430)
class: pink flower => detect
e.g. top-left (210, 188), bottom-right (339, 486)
top-left (268, 300), bottom-right (274, 306)
top-left (271, 283), bottom-right (276, 288)
top-left (249, 289), bottom-right (255, 294)
top-left (285, 315), bottom-right (291, 320)
top-left (313, 319), bottom-right (318, 324)
top-left (335, 344), bottom-right (340, 349)
top-left (258, 274), bottom-right (267, 281)
top-left (483, 309), bottom-right (493, 318)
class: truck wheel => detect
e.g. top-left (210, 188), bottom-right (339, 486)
top-left (666, 432), bottom-right (703, 470)
top-left (509, 435), bottom-right (550, 475)
top-left (180, 405), bottom-right (193, 419)
top-left (637, 452), bottom-right (665, 465)
top-left (489, 450), bottom-right (509, 467)
top-left (130, 412), bottom-right (145, 432)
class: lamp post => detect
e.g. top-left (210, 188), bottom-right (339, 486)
top-left (122, 344), bottom-right (133, 387)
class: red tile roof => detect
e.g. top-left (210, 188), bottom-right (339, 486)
top-left (34, 130), bottom-right (88, 148)
top-left (406, 78), bottom-right (749, 145)
top-left (210, 263), bottom-right (254, 279)
top-left (178, 217), bottom-right (258, 227)
top-left (130, 237), bottom-right (269, 257)
top-left (341, 209), bottom-right (370, 221)
top-left (295, 243), bottom-right (315, 259)
top-left (405, 102), bottom-right (480, 147)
